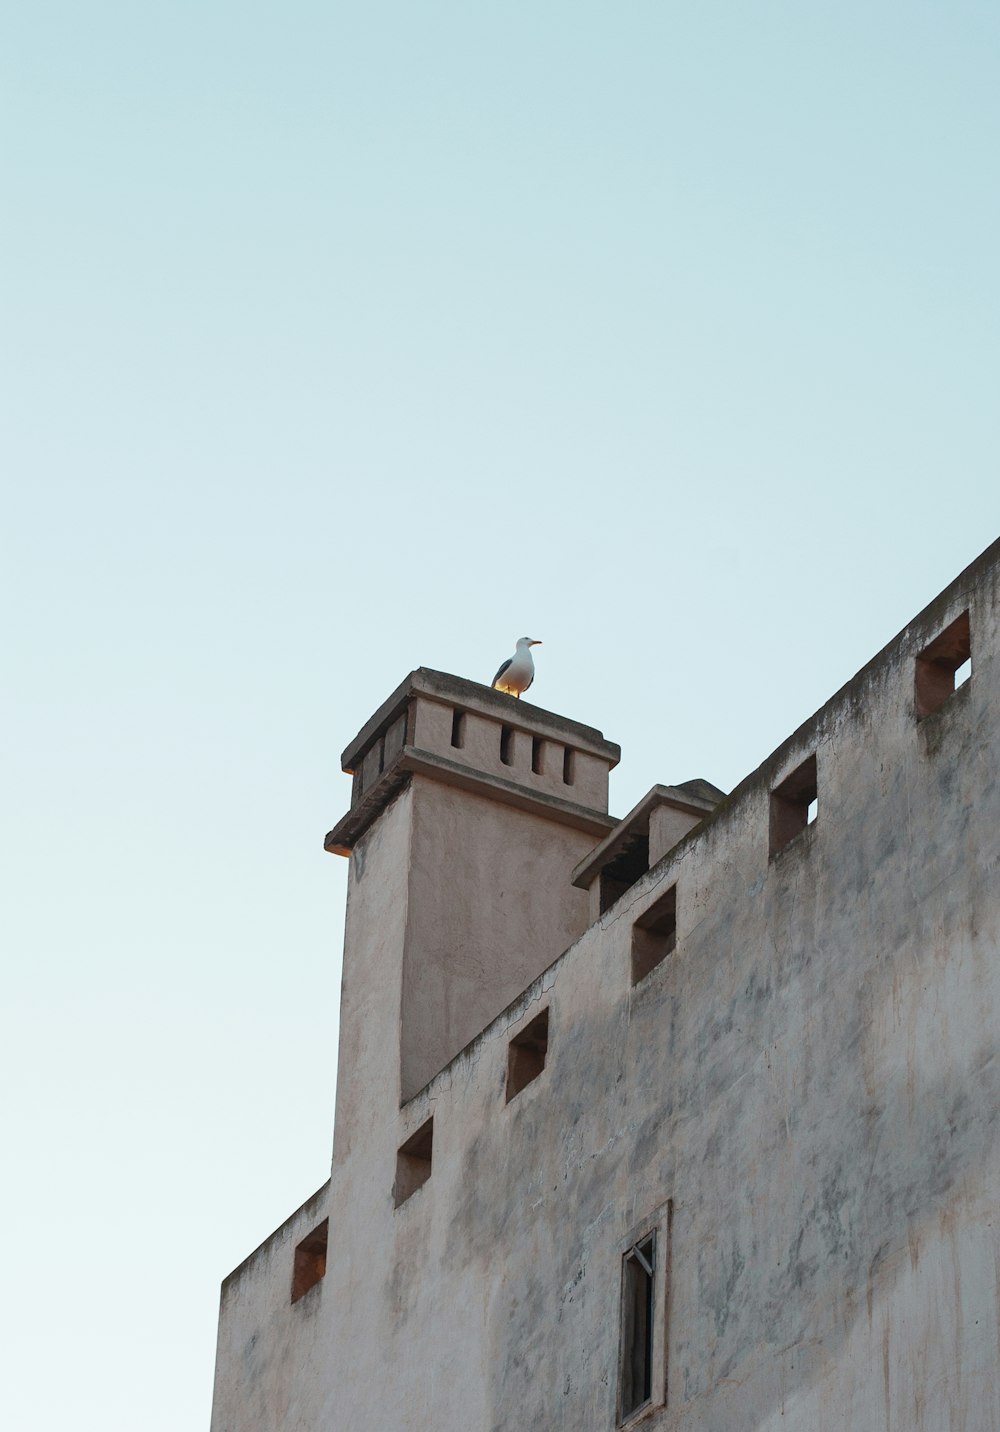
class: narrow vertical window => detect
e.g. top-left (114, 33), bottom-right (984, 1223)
top-left (915, 610), bottom-right (972, 718)
top-left (531, 736), bottom-right (544, 775)
top-left (562, 747), bottom-right (575, 785)
top-left (620, 1235), bottom-right (655, 1420)
top-left (450, 709), bottom-right (466, 749)
top-left (500, 725), bottom-right (514, 766)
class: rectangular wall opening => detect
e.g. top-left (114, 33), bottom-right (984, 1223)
top-left (600, 836), bottom-right (650, 914)
top-left (531, 736), bottom-right (544, 775)
top-left (620, 1234), bottom-right (655, 1421)
top-left (394, 1117), bottom-right (433, 1208)
top-left (631, 884), bottom-right (677, 985)
top-left (500, 725), bottom-right (514, 766)
top-left (450, 709), bottom-right (466, 749)
top-left (915, 610), bottom-right (972, 718)
top-left (563, 747), bottom-right (575, 785)
top-left (506, 1008), bottom-right (549, 1102)
top-left (769, 753), bottom-right (818, 859)
top-left (290, 1218), bottom-right (329, 1303)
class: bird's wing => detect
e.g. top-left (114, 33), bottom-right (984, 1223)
top-left (523, 671), bottom-right (533, 692)
top-left (491, 657), bottom-right (512, 687)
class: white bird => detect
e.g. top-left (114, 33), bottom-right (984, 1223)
top-left (491, 637), bottom-right (542, 698)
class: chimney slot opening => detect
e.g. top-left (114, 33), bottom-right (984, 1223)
top-left (563, 747), bottom-right (575, 785)
top-left (500, 725), bottom-right (514, 766)
top-left (450, 710), bottom-right (466, 749)
top-left (531, 736), bottom-right (544, 775)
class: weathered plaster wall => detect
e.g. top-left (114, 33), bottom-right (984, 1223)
top-left (649, 802), bottom-right (703, 865)
top-left (329, 783), bottom-right (412, 1159)
top-left (401, 774), bottom-right (597, 1099)
top-left (212, 544), bottom-right (1000, 1432)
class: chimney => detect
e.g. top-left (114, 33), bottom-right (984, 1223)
top-left (326, 669), bottom-right (620, 1109)
top-left (571, 780), bottom-right (725, 920)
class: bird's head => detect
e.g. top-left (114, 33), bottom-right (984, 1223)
top-left (517, 636), bottom-right (542, 648)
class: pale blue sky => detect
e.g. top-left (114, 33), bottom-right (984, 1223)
top-left (2, 3), bottom-right (999, 1427)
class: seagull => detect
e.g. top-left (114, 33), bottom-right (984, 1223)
top-left (492, 637), bottom-right (542, 698)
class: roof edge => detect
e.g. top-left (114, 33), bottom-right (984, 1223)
top-left (326, 745), bottom-right (618, 854)
top-left (340, 667), bottom-right (620, 772)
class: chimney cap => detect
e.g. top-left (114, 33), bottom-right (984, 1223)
top-left (340, 667), bottom-right (621, 773)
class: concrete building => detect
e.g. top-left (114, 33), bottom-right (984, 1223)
top-left (210, 540), bottom-right (1000, 1432)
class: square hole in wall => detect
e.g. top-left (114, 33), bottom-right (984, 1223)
top-left (290, 1218), bottom-right (329, 1303)
top-left (631, 884), bottom-right (677, 984)
top-left (769, 754), bottom-right (817, 859)
top-left (562, 747), bottom-right (575, 785)
top-left (915, 610), bottom-right (971, 719)
top-left (531, 735), bottom-right (545, 775)
top-left (500, 725), bottom-right (514, 766)
top-left (450, 709), bottom-right (466, 748)
top-left (394, 1117), bottom-right (433, 1208)
top-left (506, 1008), bottom-right (549, 1102)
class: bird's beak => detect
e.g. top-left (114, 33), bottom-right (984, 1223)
top-left (531, 639), bottom-right (542, 646)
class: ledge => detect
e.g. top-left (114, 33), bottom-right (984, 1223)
top-left (340, 667), bottom-right (621, 772)
top-left (326, 745), bottom-right (619, 855)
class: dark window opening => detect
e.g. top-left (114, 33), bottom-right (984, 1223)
top-left (620, 1235), bottom-right (655, 1420)
top-left (632, 884), bottom-right (677, 985)
top-left (915, 610), bottom-right (972, 719)
top-left (450, 709), bottom-right (466, 749)
top-left (506, 1008), bottom-right (549, 1102)
top-left (531, 736), bottom-right (544, 775)
top-left (291, 1218), bottom-right (329, 1303)
top-left (500, 725), bottom-right (514, 766)
top-left (394, 1117), bottom-right (433, 1207)
top-left (769, 754), bottom-right (818, 859)
top-left (600, 835), bottom-right (650, 914)
top-left (563, 747), bottom-right (575, 785)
